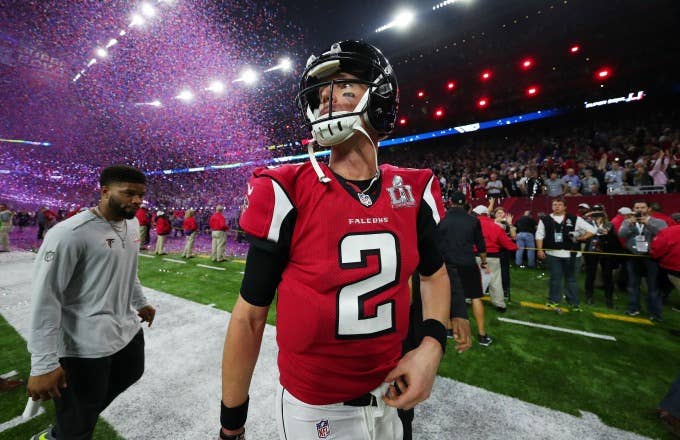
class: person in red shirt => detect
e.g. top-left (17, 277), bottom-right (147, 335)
top-left (219, 41), bottom-right (450, 440)
top-left (154, 211), bottom-right (171, 255)
top-left (181, 209), bottom-right (198, 258)
top-left (649, 202), bottom-right (677, 226)
top-left (209, 205), bottom-right (228, 262)
top-left (472, 205), bottom-right (518, 314)
top-left (135, 203), bottom-right (150, 250)
top-left (651, 223), bottom-right (680, 290)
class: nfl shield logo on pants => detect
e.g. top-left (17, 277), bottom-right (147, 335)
top-left (316, 419), bottom-right (330, 438)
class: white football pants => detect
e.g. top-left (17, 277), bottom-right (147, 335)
top-left (275, 383), bottom-right (403, 440)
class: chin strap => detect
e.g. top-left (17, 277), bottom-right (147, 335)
top-left (307, 119), bottom-right (380, 185)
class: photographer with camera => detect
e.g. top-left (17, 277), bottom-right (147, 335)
top-left (618, 201), bottom-right (667, 321)
top-left (536, 198), bottom-right (596, 311)
top-left (583, 205), bottom-right (616, 308)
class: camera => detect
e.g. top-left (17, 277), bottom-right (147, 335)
top-left (634, 212), bottom-right (642, 218)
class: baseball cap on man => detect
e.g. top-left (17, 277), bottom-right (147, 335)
top-left (450, 192), bottom-right (466, 205)
top-left (578, 203), bottom-right (590, 209)
top-left (618, 207), bottom-right (633, 215)
top-left (472, 205), bottom-right (489, 215)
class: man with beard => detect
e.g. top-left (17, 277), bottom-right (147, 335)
top-left (27, 165), bottom-right (156, 440)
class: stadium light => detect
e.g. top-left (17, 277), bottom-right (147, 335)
top-left (570, 45), bottom-right (580, 54)
top-left (477, 98), bottom-right (489, 108)
top-left (206, 80), bottom-right (226, 94)
top-left (135, 100), bottom-right (163, 107)
top-left (265, 57), bottom-right (293, 72)
top-left (233, 68), bottom-right (258, 85)
top-left (375, 9), bottom-right (415, 33)
top-left (521, 58), bottom-right (534, 70)
top-left (105, 39), bottom-right (118, 49)
top-left (95, 48), bottom-right (108, 58)
top-left (86, 58), bottom-right (97, 67)
top-left (398, 117), bottom-right (407, 126)
top-left (140, 3), bottom-right (156, 18)
top-left (417, 90), bottom-right (425, 98)
top-left (119, 29), bottom-right (127, 37)
top-left (595, 68), bottom-right (611, 80)
top-left (446, 81), bottom-right (456, 91)
top-left (130, 13), bottom-right (145, 27)
top-left (434, 108), bottom-right (445, 118)
top-left (480, 70), bottom-right (492, 81)
top-left (526, 86), bottom-right (539, 97)
top-left (175, 90), bottom-right (194, 102)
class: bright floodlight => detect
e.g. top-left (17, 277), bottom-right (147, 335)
top-left (140, 3), bottom-right (156, 18)
top-left (106, 38), bottom-right (118, 49)
top-left (176, 90), bottom-right (194, 102)
top-left (394, 10), bottom-right (415, 29)
top-left (86, 58), bottom-right (97, 67)
top-left (207, 80), bottom-right (225, 94)
top-left (149, 100), bottom-right (162, 107)
top-left (234, 68), bottom-right (258, 85)
top-left (130, 14), bottom-right (145, 27)
top-left (376, 9), bottom-right (415, 32)
top-left (280, 58), bottom-right (292, 71)
top-left (96, 48), bottom-right (108, 58)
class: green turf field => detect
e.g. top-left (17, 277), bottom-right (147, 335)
top-left (2, 252), bottom-right (678, 439)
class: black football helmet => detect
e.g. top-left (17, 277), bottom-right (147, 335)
top-left (295, 40), bottom-right (399, 146)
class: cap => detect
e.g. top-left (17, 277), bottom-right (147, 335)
top-left (157, 210), bottom-right (164, 216)
top-left (472, 205), bottom-right (489, 215)
top-left (578, 203), bottom-right (590, 209)
top-left (618, 207), bottom-right (633, 215)
top-left (591, 204), bottom-right (605, 211)
top-left (450, 191), bottom-right (466, 205)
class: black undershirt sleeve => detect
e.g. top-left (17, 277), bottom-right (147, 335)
top-left (239, 210), bottom-right (295, 307)
top-left (416, 201), bottom-right (445, 276)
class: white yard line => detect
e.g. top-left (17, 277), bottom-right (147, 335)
top-left (0, 370), bottom-right (19, 379)
top-left (162, 258), bottom-right (186, 264)
top-left (197, 263), bottom-right (225, 271)
top-left (498, 317), bottom-right (617, 341)
top-left (138, 254), bottom-right (154, 258)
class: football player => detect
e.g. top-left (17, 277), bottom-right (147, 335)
top-left (219, 41), bottom-right (450, 440)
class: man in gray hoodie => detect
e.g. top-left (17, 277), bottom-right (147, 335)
top-left (618, 200), bottom-right (667, 321)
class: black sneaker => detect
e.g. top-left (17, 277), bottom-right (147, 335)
top-left (650, 315), bottom-right (663, 323)
top-left (446, 329), bottom-right (454, 339)
top-left (625, 310), bottom-right (640, 316)
top-left (478, 334), bottom-right (493, 347)
top-left (496, 306), bottom-right (507, 313)
top-left (31, 426), bottom-right (56, 440)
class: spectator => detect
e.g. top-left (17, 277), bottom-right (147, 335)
top-left (36, 206), bottom-right (56, 240)
top-left (545, 171), bottom-right (566, 197)
top-left (581, 169), bottom-right (600, 195)
top-left (583, 206), bottom-right (616, 308)
top-left (0, 203), bottom-right (13, 252)
top-left (564, 185), bottom-right (581, 197)
top-left (632, 163), bottom-right (653, 186)
top-left (154, 211), bottom-right (171, 255)
top-left (182, 209), bottom-right (198, 258)
top-left (651, 222), bottom-right (680, 292)
top-left (649, 150), bottom-right (670, 188)
top-left (618, 201), bottom-right (667, 320)
top-left (604, 161), bottom-right (624, 194)
top-left (209, 205), bottom-right (228, 262)
top-left (649, 202), bottom-right (677, 226)
top-left (515, 210), bottom-right (537, 268)
top-left (472, 204), bottom-right (518, 313)
top-left (492, 206), bottom-right (516, 302)
top-left (562, 168), bottom-right (580, 190)
top-left (135, 203), bottom-right (151, 250)
top-left (485, 173), bottom-right (505, 202)
top-left (536, 198), bottom-right (596, 311)
top-left (438, 192), bottom-right (492, 347)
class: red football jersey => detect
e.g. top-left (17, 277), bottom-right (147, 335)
top-left (240, 162), bottom-right (444, 405)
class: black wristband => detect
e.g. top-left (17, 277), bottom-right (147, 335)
top-left (221, 396), bottom-right (249, 431)
top-left (420, 319), bottom-right (447, 355)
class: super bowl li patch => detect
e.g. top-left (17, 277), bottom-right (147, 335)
top-left (44, 251), bottom-right (56, 262)
top-left (316, 419), bottom-right (330, 439)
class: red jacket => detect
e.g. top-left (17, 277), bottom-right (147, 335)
top-left (135, 208), bottom-right (150, 226)
top-left (477, 215), bottom-right (518, 254)
top-left (610, 214), bottom-right (627, 247)
top-left (651, 225), bottom-right (680, 273)
top-left (209, 212), bottom-right (228, 231)
top-left (651, 211), bottom-right (677, 226)
top-left (183, 217), bottom-right (197, 233)
top-left (155, 217), bottom-right (171, 235)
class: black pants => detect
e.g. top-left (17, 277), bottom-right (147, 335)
top-left (54, 330), bottom-right (145, 439)
top-left (500, 250), bottom-right (511, 300)
top-left (584, 254), bottom-right (613, 303)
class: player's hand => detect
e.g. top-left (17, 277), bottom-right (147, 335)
top-left (537, 250), bottom-right (546, 260)
top-left (382, 337), bottom-right (442, 410)
top-left (451, 318), bottom-right (472, 353)
top-left (27, 366), bottom-right (67, 401)
top-left (137, 305), bottom-right (156, 327)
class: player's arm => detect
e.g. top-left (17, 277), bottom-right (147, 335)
top-left (27, 228), bottom-right (79, 401)
top-left (220, 236), bottom-right (287, 438)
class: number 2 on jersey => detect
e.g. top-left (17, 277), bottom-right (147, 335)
top-left (336, 232), bottom-right (399, 338)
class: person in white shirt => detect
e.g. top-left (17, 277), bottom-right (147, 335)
top-left (536, 198), bottom-right (596, 311)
